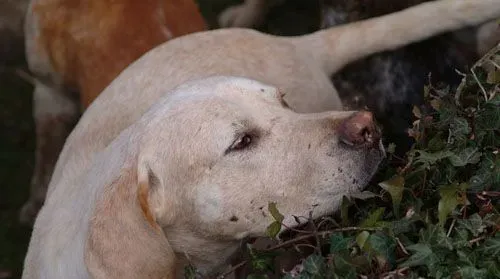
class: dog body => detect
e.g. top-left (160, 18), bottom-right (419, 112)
top-left (24, 0), bottom-right (500, 278)
top-left (23, 76), bottom-right (385, 278)
top-left (20, 0), bottom-right (206, 224)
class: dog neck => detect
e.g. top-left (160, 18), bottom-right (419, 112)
top-left (165, 226), bottom-right (242, 278)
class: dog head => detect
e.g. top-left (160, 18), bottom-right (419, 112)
top-left (86, 76), bottom-right (385, 277)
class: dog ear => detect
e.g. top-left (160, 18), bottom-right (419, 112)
top-left (85, 156), bottom-right (177, 279)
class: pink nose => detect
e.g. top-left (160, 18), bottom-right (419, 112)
top-left (337, 111), bottom-right (381, 148)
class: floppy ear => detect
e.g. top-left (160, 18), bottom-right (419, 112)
top-left (85, 155), bottom-right (177, 279)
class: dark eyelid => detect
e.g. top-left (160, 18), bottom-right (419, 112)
top-left (224, 129), bottom-right (260, 155)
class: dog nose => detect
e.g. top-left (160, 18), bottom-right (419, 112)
top-left (337, 111), bottom-right (380, 148)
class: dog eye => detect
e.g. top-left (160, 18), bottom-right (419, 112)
top-left (229, 134), bottom-right (253, 151)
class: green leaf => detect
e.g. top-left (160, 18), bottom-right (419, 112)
top-left (379, 175), bottom-right (405, 216)
top-left (457, 266), bottom-right (488, 279)
top-left (438, 185), bottom-right (459, 226)
top-left (448, 147), bottom-right (482, 167)
top-left (400, 243), bottom-right (436, 268)
top-left (387, 143), bottom-right (396, 154)
top-left (356, 231), bottom-right (370, 250)
top-left (452, 228), bottom-right (470, 248)
top-left (329, 233), bottom-right (349, 254)
top-left (478, 234), bottom-right (500, 258)
top-left (248, 249), bottom-right (276, 272)
top-left (332, 255), bottom-right (358, 279)
top-left (265, 221), bottom-right (281, 238)
top-left (449, 117), bottom-right (471, 135)
top-left (368, 233), bottom-right (397, 267)
top-left (420, 224), bottom-right (453, 250)
top-left (268, 202), bottom-right (284, 223)
top-left (481, 258), bottom-right (500, 278)
top-left (427, 133), bottom-right (446, 152)
top-left (183, 264), bottom-right (197, 279)
top-left (359, 207), bottom-right (385, 228)
top-left (302, 254), bottom-right (326, 276)
top-left (457, 213), bottom-right (486, 237)
top-left (413, 150), bottom-right (454, 166)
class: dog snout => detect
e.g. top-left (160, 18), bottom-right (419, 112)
top-left (337, 111), bottom-right (381, 148)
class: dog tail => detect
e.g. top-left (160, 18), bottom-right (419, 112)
top-left (293, 0), bottom-right (500, 75)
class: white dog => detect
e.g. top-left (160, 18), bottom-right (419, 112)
top-left (23, 0), bottom-right (500, 278)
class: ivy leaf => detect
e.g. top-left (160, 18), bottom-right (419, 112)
top-left (183, 264), bottom-right (197, 279)
top-left (427, 133), bottom-right (446, 152)
top-left (438, 184), bottom-right (459, 226)
top-left (266, 221), bottom-right (281, 238)
top-left (420, 224), bottom-right (453, 250)
top-left (449, 117), bottom-right (471, 136)
top-left (448, 147), bottom-right (482, 167)
top-left (387, 143), bottom-right (396, 154)
top-left (332, 255), bottom-right (358, 279)
top-left (457, 266), bottom-right (488, 279)
top-left (413, 150), bottom-right (454, 166)
top-left (268, 202), bottom-right (284, 223)
top-left (379, 175), bottom-right (405, 217)
top-left (247, 246), bottom-right (277, 273)
top-left (330, 233), bottom-right (349, 254)
top-left (457, 214), bottom-right (486, 237)
top-left (356, 231), bottom-right (371, 250)
top-left (400, 243), bottom-right (436, 268)
top-left (302, 254), bottom-right (326, 276)
top-left (478, 234), bottom-right (500, 258)
top-left (359, 207), bottom-right (385, 228)
top-left (481, 258), bottom-right (500, 278)
top-left (368, 232), bottom-right (397, 267)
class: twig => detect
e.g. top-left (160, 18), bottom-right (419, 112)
top-left (446, 218), bottom-right (456, 237)
top-left (470, 68), bottom-right (488, 101)
top-left (455, 43), bottom-right (500, 105)
top-left (468, 236), bottom-right (486, 246)
top-left (380, 267), bottom-right (410, 279)
top-left (489, 58), bottom-right (500, 70)
top-left (308, 212), bottom-right (322, 254)
top-left (264, 227), bottom-right (382, 252)
top-left (395, 237), bottom-right (409, 256)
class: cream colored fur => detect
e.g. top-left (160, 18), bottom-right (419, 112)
top-left (23, 76), bottom-right (384, 278)
top-left (24, 0), bottom-right (500, 278)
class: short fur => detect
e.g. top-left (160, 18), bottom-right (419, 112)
top-left (24, 1), bottom-right (500, 278)
top-left (19, 0), bottom-right (207, 225)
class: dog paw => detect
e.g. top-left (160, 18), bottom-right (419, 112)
top-left (218, 3), bottom-right (265, 28)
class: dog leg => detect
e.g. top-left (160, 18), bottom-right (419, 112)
top-left (295, 0), bottom-right (500, 75)
top-left (19, 81), bottom-right (79, 225)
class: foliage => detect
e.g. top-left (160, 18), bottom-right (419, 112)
top-left (214, 46), bottom-right (500, 279)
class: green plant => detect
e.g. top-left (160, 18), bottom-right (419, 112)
top-left (219, 46), bottom-right (500, 279)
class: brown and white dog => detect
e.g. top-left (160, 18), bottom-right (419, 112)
top-left (23, 0), bottom-right (500, 278)
top-left (19, 0), bottom-right (207, 225)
